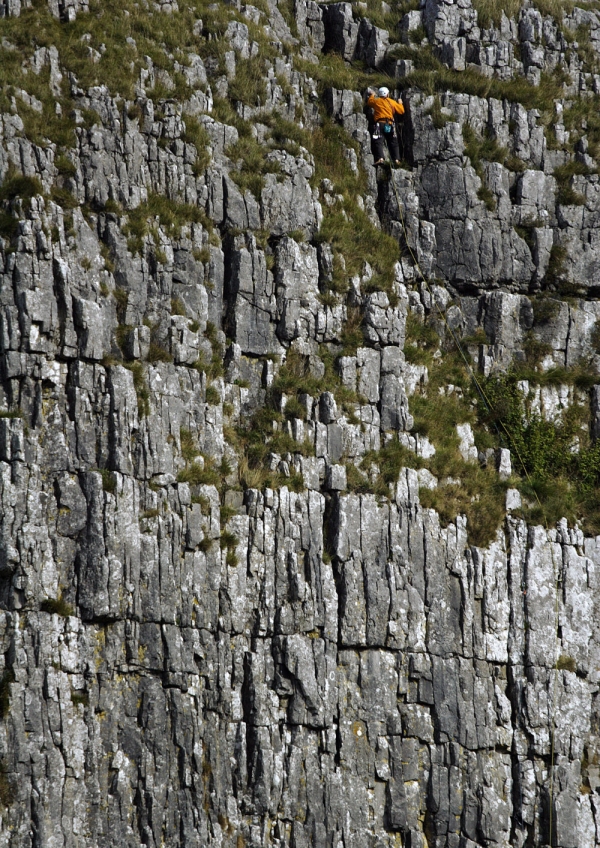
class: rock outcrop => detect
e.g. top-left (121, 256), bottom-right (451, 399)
top-left (1, 1), bottom-right (600, 847)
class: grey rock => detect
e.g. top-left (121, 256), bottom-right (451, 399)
top-left (321, 2), bottom-right (359, 61)
top-left (1, 3), bottom-right (600, 846)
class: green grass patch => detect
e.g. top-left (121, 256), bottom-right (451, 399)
top-left (177, 460), bottom-right (221, 487)
top-left (182, 115), bottom-right (211, 176)
top-left (543, 243), bottom-right (567, 288)
top-left (228, 55), bottom-right (268, 107)
top-left (554, 160), bottom-right (592, 206)
top-left (403, 312), bottom-right (440, 365)
top-left (472, 0), bottom-right (522, 28)
top-left (123, 192), bottom-right (210, 255)
top-left (556, 654), bottom-right (577, 672)
top-left (40, 597), bottom-right (75, 617)
top-left (462, 124), bottom-right (508, 211)
top-left (205, 385), bottom-right (221, 405)
top-left (0, 167), bottom-right (43, 203)
top-left (263, 113), bottom-right (312, 156)
top-left (193, 321), bottom-right (225, 379)
top-left (562, 95), bottom-right (600, 160)
top-left (395, 53), bottom-right (563, 113)
top-left (426, 95), bottom-right (455, 129)
top-left (123, 361), bottom-right (150, 416)
top-left (146, 342), bottom-right (173, 364)
top-left (180, 428), bottom-right (198, 463)
top-left (226, 134), bottom-right (281, 198)
top-left (317, 207), bottom-right (400, 299)
top-left (340, 307), bottom-right (365, 356)
top-left (100, 469), bottom-right (116, 495)
top-left (233, 346), bottom-right (365, 491)
top-left (0, 0), bottom-right (241, 135)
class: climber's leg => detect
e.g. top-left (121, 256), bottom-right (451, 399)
top-left (371, 125), bottom-right (385, 165)
top-left (387, 131), bottom-right (400, 164)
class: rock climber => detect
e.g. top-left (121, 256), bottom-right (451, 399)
top-left (365, 86), bottom-right (405, 166)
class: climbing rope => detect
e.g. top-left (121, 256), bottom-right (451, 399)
top-left (380, 136), bottom-right (562, 845)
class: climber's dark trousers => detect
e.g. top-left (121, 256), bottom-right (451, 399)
top-left (371, 122), bottom-right (400, 162)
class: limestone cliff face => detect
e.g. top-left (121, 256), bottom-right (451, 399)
top-left (1, 1), bottom-right (600, 846)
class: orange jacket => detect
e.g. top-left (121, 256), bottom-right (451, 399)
top-left (367, 93), bottom-right (405, 123)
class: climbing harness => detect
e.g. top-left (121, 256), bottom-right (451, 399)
top-left (381, 146), bottom-right (562, 845)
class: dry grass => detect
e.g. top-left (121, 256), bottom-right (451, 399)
top-left (472, 0), bottom-right (522, 28)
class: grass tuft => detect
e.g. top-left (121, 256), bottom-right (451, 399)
top-left (554, 160), bottom-right (592, 207)
top-left (123, 192), bottom-right (211, 256)
top-left (41, 597), bottom-right (75, 617)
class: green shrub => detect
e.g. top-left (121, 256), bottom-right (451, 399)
top-left (478, 373), bottom-right (600, 529)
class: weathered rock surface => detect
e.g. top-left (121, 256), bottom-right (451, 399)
top-left (1, 1), bottom-right (600, 847)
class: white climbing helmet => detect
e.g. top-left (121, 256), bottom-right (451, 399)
top-left (378, 86), bottom-right (389, 97)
